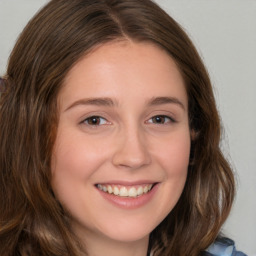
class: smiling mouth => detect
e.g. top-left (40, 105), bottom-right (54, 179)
top-left (95, 184), bottom-right (155, 198)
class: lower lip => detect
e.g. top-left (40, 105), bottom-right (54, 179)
top-left (96, 183), bottom-right (159, 210)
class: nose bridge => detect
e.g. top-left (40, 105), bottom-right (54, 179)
top-left (112, 122), bottom-right (151, 169)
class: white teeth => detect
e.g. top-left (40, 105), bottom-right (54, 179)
top-left (137, 186), bottom-right (143, 196)
top-left (107, 185), bottom-right (113, 194)
top-left (97, 184), bottom-right (154, 197)
top-left (119, 187), bottom-right (128, 197)
top-left (128, 187), bottom-right (137, 197)
top-left (143, 186), bottom-right (149, 193)
top-left (113, 186), bottom-right (119, 195)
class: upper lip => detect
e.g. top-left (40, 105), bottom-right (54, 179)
top-left (95, 180), bottom-right (158, 186)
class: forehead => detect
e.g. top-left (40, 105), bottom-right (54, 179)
top-left (60, 40), bottom-right (187, 109)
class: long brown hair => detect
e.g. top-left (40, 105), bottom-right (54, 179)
top-left (0, 0), bottom-right (235, 255)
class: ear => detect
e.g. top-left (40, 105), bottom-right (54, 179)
top-left (190, 129), bottom-right (199, 141)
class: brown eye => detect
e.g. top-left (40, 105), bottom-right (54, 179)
top-left (83, 116), bottom-right (107, 126)
top-left (152, 116), bottom-right (166, 124)
top-left (149, 115), bottom-right (174, 124)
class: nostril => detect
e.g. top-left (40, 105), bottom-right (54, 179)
top-left (112, 143), bottom-right (151, 169)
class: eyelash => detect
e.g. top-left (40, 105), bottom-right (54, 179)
top-left (81, 115), bottom-right (175, 126)
top-left (147, 115), bottom-right (175, 125)
top-left (81, 116), bottom-right (109, 126)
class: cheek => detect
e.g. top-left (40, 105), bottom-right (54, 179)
top-left (52, 130), bottom-right (108, 175)
top-left (50, 131), bottom-right (108, 203)
top-left (153, 131), bottom-right (191, 212)
top-left (155, 130), bottom-right (191, 176)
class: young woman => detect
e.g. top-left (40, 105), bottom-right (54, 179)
top-left (0, 0), bottom-right (247, 255)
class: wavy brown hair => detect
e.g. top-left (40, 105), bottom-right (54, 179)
top-left (0, 0), bottom-right (235, 255)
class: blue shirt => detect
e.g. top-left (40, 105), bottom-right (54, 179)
top-left (205, 237), bottom-right (247, 256)
top-left (148, 237), bottom-right (247, 256)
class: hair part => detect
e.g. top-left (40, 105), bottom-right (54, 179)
top-left (0, 1), bottom-right (235, 255)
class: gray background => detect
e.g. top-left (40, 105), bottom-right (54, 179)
top-left (0, 1), bottom-right (255, 255)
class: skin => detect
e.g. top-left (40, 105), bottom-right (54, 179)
top-left (51, 40), bottom-right (191, 256)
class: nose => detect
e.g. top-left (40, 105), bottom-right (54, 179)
top-left (112, 127), bottom-right (151, 170)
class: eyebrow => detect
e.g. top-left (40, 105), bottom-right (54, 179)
top-left (64, 96), bottom-right (185, 112)
top-left (65, 97), bottom-right (116, 111)
top-left (146, 96), bottom-right (185, 110)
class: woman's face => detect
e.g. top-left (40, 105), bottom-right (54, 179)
top-left (51, 41), bottom-right (190, 245)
